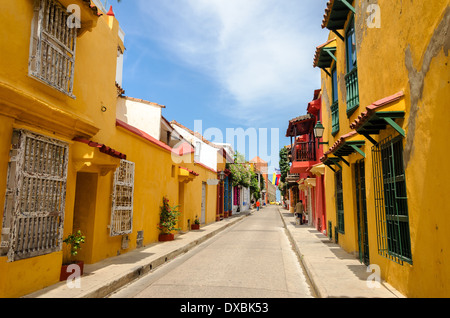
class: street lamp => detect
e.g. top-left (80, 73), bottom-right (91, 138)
top-left (314, 121), bottom-right (329, 149)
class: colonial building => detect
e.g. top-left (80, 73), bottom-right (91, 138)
top-left (285, 90), bottom-right (327, 233)
top-left (315, 0), bottom-right (450, 297)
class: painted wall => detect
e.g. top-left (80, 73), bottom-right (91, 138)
top-left (319, 0), bottom-right (450, 297)
top-left (172, 124), bottom-right (219, 172)
top-left (116, 97), bottom-right (163, 140)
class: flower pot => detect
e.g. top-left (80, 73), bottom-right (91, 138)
top-left (191, 224), bottom-right (200, 230)
top-left (158, 233), bottom-right (175, 242)
top-left (60, 261), bottom-right (84, 281)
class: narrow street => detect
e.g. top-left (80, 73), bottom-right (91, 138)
top-left (109, 206), bottom-right (314, 298)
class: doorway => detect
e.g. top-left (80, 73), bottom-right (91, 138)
top-left (201, 182), bottom-right (206, 224)
top-left (72, 172), bottom-right (98, 264)
top-left (355, 160), bottom-right (370, 266)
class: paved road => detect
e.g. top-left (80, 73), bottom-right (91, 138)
top-left (109, 206), bottom-right (314, 298)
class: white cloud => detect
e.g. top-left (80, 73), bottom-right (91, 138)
top-left (135, 0), bottom-right (326, 124)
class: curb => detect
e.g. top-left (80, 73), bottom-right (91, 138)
top-left (277, 207), bottom-right (328, 299)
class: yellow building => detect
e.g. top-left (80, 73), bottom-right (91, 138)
top-left (315, 0), bottom-right (450, 297)
top-left (0, 0), bottom-right (222, 298)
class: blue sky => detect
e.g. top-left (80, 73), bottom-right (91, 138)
top-left (108, 0), bottom-right (330, 175)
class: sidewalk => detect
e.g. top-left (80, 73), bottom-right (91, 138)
top-left (278, 207), bottom-right (405, 298)
top-left (24, 211), bottom-right (253, 298)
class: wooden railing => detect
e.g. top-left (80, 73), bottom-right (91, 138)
top-left (345, 67), bottom-right (359, 114)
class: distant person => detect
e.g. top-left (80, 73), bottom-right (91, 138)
top-left (295, 200), bottom-right (305, 225)
top-left (256, 200), bottom-right (260, 211)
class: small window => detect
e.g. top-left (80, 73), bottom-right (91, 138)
top-left (346, 18), bottom-right (357, 73)
top-left (29, 0), bottom-right (77, 96)
top-left (194, 141), bottom-right (201, 162)
top-left (110, 160), bottom-right (135, 237)
top-left (331, 67), bottom-right (338, 104)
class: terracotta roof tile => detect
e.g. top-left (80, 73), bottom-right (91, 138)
top-left (321, 0), bottom-right (335, 29)
top-left (349, 91), bottom-right (405, 131)
top-left (313, 38), bottom-right (336, 68)
top-left (323, 130), bottom-right (358, 158)
top-left (73, 137), bottom-right (127, 160)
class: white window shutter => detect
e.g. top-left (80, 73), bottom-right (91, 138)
top-left (1, 129), bottom-right (69, 262)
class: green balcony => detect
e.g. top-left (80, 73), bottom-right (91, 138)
top-left (345, 67), bottom-right (360, 115)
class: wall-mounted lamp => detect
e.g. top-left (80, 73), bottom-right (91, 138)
top-left (219, 170), bottom-right (226, 182)
top-left (314, 121), bottom-right (329, 149)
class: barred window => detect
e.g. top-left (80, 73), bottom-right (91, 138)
top-left (110, 160), bottom-right (135, 237)
top-left (372, 135), bottom-right (412, 265)
top-left (0, 130), bottom-right (69, 262)
top-left (29, 0), bottom-right (77, 96)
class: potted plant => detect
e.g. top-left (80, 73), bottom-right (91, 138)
top-left (60, 230), bottom-right (86, 281)
top-left (157, 197), bottom-right (180, 241)
top-left (191, 215), bottom-right (200, 230)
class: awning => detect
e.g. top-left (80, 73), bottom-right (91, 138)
top-left (323, 131), bottom-right (366, 165)
top-left (350, 91), bottom-right (406, 144)
top-left (179, 166), bottom-right (199, 183)
top-left (73, 137), bottom-right (126, 160)
top-left (321, 0), bottom-right (355, 31)
top-left (304, 178), bottom-right (317, 187)
top-left (309, 163), bottom-right (326, 176)
top-left (321, 156), bottom-right (343, 172)
top-left (313, 38), bottom-right (337, 70)
top-left (286, 114), bottom-right (315, 137)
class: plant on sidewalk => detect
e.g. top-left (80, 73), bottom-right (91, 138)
top-left (194, 215), bottom-right (200, 225)
top-left (157, 197), bottom-right (181, 234)
top-left (62, 230), bottom-right (85, 265)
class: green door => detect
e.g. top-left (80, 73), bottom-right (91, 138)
top-left (355, 160), bottom-right (370, 265)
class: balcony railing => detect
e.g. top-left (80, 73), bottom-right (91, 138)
top-left (293, 140), bottom-right (317, 162)
top-left (345, 67), bottom-right (360, 115)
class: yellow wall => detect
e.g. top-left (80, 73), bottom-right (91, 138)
top-left (320, 0), bottom-right (450, 297)
top-left (0, 0), bottom-right (220, 298)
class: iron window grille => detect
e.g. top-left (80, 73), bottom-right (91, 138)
top-left (0, 129), bottom-right (69, 262)
top-left (28, 0), bottom-right (77, 97)
top-left (110, 160), bottom-right (135, 237)
top-left (372, 135), bottom-right (412, 265)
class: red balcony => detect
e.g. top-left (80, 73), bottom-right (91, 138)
top-left (290, 137), bottom-right (318, 175)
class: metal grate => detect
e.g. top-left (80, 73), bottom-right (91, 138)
top-left (110, 160), bottom-right (135, 237)
top-left (1, 129), bottom-right (69, 262)
top-left (372, 135), bottom-right (412, 265)
top-left (29, 0), bottom-right (76, 96)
